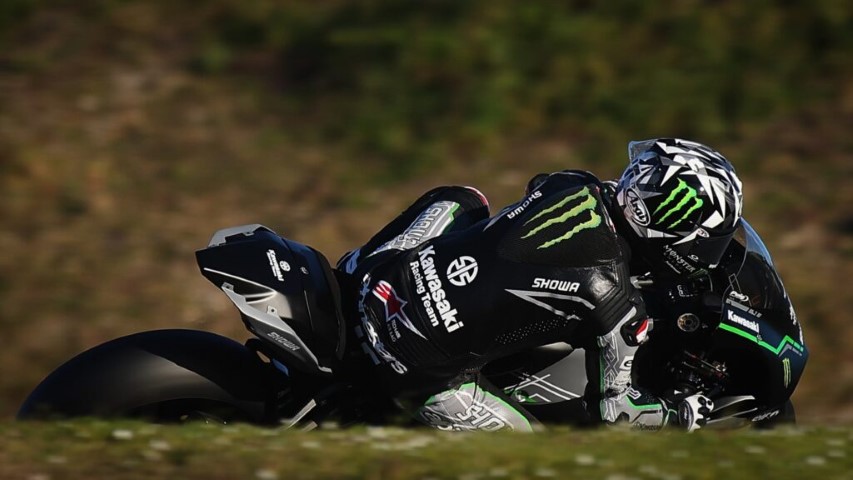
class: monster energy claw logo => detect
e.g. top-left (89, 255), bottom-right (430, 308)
top-left (521, 186), bottom-right (601, 249)
top-left (654, 179), bottom-right (703, 229)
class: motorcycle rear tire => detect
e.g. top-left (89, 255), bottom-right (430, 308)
top-left (17, 329), bottom-right (284, 424)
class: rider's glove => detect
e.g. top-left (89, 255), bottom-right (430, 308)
top-left (677, 394), bottom-right (714, 432)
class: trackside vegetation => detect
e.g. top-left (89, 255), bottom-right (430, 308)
top-left (0, 0), bottom-right (850, 433)
top-left (1, 421), bottom-right (852, 480)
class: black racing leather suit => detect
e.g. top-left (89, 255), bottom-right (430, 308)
top-left (337, 172), bottom-right (670, 431)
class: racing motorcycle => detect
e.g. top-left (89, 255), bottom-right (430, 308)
top-left (18, 221), bottom-right (807, 429)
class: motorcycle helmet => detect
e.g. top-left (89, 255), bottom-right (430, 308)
top-left (614, 138), bottom-right (743, 278)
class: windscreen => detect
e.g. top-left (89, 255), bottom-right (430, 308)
top-left (721, 220), bottom-right (791, 316)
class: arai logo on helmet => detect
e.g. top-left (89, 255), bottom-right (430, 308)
top-left (625, 188), bottom-right (651, 226)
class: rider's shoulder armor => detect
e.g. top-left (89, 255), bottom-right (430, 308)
top-left (496, 180), bottom-right (623, 269)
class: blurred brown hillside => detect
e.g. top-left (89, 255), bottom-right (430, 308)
top-left (0, 1), bottom-right (851, 420)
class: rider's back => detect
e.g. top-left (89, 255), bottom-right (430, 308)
top-left (356, 177), bottom-right (645, 394)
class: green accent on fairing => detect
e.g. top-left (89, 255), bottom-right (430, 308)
top-left (783, 358), bottom-right (792, 388)
top-left (521, 187), bottom-right (602, 249)
top-left (653, 179), bottom-right (703, 229)
top-left (718, 323), bottom-right (805, 356)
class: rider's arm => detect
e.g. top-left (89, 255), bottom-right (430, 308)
top-left (586, 317), bottom-right (715, 431)
top-left (522, 172), bottom-right (679, 429)
top-left (584, 309), bottom-right (676, 429)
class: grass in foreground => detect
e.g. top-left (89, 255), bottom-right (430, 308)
top-left (0, 420), bottom-right (850, 480)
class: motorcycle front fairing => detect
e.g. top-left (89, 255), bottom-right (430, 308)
top-left (711, 220), bottom-right (808, 413)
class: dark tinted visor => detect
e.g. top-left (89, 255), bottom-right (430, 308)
top-left (677, 227), bottom-right (738, 269)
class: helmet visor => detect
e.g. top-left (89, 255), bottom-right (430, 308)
top-left (662, 223), bottom-right (739, 277)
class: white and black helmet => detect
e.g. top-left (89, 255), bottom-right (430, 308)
top-left (615, 138), bottom-right (744, 277)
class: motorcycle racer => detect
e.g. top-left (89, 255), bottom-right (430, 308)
top-left (606, 139), bottom-right (807, 429)
top-left (335, 138), bottom-right (806, 431)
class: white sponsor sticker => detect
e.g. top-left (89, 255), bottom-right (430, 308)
top-left (447, 256), bottom-right (478, 287)
top-left (266, 249), bottom-right (285, 282)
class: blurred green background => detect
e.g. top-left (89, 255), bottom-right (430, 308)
top-left (0, 0), bottom-right (850, 421)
